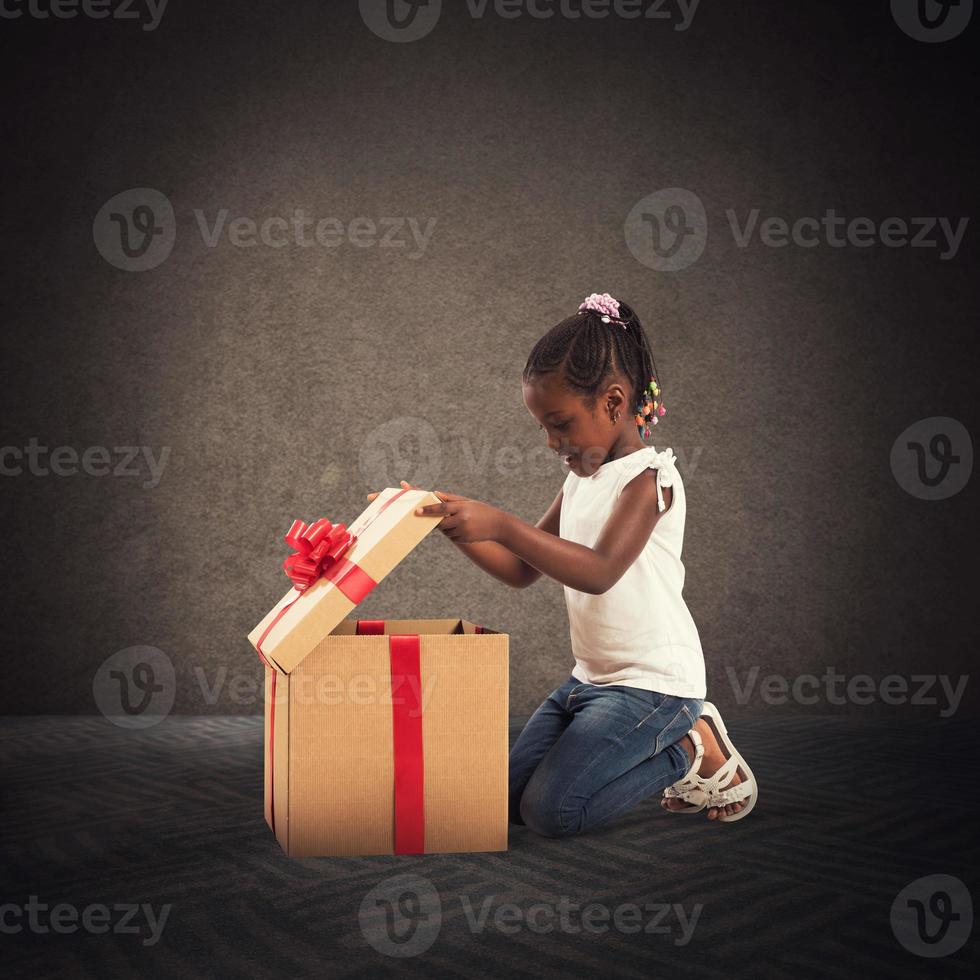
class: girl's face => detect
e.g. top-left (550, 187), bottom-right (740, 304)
top-left (523, 374), bottom-right (636, 477)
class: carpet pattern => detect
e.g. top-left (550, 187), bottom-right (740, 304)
top-left (1, 715), bottom-right (977, 979)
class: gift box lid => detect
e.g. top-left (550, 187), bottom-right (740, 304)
top-left (247, 486), bottom-right (445, 674)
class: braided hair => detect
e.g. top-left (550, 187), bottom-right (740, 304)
top-left (522, 299), bottom-right (665, 438)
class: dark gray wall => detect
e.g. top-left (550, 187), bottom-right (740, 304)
top-left (1, 0), bottom-right (976, 718)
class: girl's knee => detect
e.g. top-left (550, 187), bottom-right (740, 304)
top-left (508, 790), bottom-right (527, 826)
top-left (518, 786), bottom-right (580, 839)
top-left (519, 795), bottom-right (563, 838)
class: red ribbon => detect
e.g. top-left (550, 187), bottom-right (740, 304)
top-left (254, 490), bottom-right (414, 839)
top-left (254, 519), bottom-right (372, 675)
top-left (282, 518), bottom-right (357, 592)
top-left (357, 621), bottom-right (425, 854)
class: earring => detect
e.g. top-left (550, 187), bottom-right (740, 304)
top-left (612, 411), bottom-right (621, 424)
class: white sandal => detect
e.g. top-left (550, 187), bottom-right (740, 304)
top-left (660, 727), bottom-right (708, 814)
top-left (660, 701), bottom-right (758, 823)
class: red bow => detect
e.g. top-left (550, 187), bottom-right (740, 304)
top-left (281, 518), bottom-right (358, 592)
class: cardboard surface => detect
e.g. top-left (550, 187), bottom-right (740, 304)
top-left (247, 488), bottom-right (510, 857)
top-left (281, 623), bottom-right (508, 856)
top-left (263, 665), bottom-right (290, 853)
top-left (247, 487), bottom-right (444, 673)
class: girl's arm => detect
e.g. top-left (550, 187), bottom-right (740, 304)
top-left (367, 482), bottom-right (562, 589)
top-left (496, 472), bottom-right (672, 595)
top-left (449, 541), bottom-right (534, 589)
top-left (450, 488), bottom-right (563, 589)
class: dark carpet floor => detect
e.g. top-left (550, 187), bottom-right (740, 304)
top-left (1, 714), bottom-right (977, 979)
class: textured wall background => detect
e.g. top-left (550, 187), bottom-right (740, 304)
top-left (1, 0), bottom-right (976, 718)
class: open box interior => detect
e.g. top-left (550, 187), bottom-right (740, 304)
top-left (329, 617), bottom-right (501, 636)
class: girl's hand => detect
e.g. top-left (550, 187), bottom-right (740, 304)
top-left (366, 480), bottom-right (505, 543)
top-left (417, 491), bottom-right (504, 543)
top-left (366, 479), bottom-right (433, 504)
top-left (366, 480), bottom-right (458, 540)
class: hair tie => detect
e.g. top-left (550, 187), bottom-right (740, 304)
top-left (578, 292), bottom-right (626, 326)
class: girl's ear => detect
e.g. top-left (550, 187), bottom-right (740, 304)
top-left (604, 383), bottom-right (630, 413)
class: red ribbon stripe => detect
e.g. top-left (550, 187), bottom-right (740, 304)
top-left (255, 488), bottom-right (413, 837)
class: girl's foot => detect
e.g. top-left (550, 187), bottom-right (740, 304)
top-left (661, 717), bottom-right (745, 820)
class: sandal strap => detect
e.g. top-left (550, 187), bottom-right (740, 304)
top-left (680, 729), bottom-right (704, 777)
top-left (664, 704), bottom-right (759, 817)
top-left (697, 754), bottom-right (739, 795)
top-left (664, 781), bottom-right (699, 798)
top-left (705, 779), bottom-right (754, 806)
top-left (666, 735), bottom-right (754, 807)
top-left (662, 785), bottom-right (708, 811)
top-left (661, 728), bottom-right (709, 808)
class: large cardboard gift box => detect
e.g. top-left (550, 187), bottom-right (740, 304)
top-left (246, 486), bottom-right (509, 858)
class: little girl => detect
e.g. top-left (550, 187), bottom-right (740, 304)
top-left (375, 292), bottom-right (757, 836)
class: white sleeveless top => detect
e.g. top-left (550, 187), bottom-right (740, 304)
top-left (559, 445), bottom-right (707, 699)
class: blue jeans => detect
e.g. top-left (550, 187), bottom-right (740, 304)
top-left (509, 675), bottom-right (704, 838)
